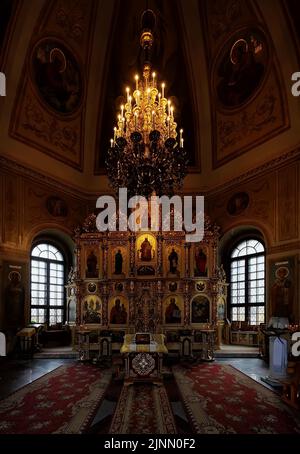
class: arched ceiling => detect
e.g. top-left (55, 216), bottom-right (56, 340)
top-left (0, 0), bottom-right (300, 196)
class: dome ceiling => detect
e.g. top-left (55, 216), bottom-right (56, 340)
top-left (0, 0), bottom-right (300, 194)
top-left (95, 0), bottom-right (197, 174)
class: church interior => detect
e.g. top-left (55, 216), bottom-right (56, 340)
top-left (0, 0), bottom-right (300, 438)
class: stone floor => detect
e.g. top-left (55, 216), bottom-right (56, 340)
top-left (0, 358), bottom-right (73, 399)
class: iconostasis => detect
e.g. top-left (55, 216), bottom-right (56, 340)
top-left (67, 213), bottom-right (227, 333)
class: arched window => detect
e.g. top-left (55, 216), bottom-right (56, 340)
top-left (230, 238), bottom-right (265, 325)
top-left (30, 243), bottom-right (65, 325)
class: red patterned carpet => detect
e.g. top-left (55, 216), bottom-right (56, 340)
top-left (173, 363), bottom-right (300, 434)
top-left (0, 364), bottom-right (111, 434)
top-left (109, 383), bottom-right (177, 434)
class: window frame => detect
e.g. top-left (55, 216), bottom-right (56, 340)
top-left (30, 241), bottom-right (66, 326)
top-left (229, 237), bottom-right (266, 326)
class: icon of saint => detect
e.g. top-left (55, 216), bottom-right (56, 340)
top-left (140, 237), bottom-right (152, 261)
top-left (168, 248), bottom-right (178, 274)
top-left (194, 247), bottom-right (207, 277)
top-left (165, 298), bottom-right (181, 324)
top-left (114, 249), bottom-right (123, 274)
top-left (86, 250), bottom-right (98, 278)
top-left (110, 299), bottom-right (127, 324)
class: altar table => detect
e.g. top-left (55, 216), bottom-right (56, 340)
top-left (121, 334), bottom-right (168, 384)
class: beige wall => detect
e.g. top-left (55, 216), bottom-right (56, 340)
top-left (207, 156), bottom-right (300, 322)
top-left (0, 160), bottom-right (90, 331)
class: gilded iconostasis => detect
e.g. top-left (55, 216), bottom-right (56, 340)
top-left (65, 212), bottom-right (227, 335)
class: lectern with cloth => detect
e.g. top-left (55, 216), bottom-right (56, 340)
top-left (121, 333), bottom-right (167, 384)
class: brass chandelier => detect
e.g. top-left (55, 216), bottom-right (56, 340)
top-left (106, 10), bottom-right (188, 198)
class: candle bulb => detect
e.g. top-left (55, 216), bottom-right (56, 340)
top-left (180, 129), bottom-right (183, 141)
top-left (162, 83), bottom-right (165, 98)
top-left (113, 126), bottom-right (117, 144)
top-left (110, 138), bottom-right (113, 148)
top-left (135, 74), bottom-right (139, 91)
top-left (136, 90), bottom-right (140, 106)
top-left (158, 93), bottom-right (161, 107)
top-left (126, 87), bottom-right (130, 103)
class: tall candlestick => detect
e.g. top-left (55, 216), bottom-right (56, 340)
top-left (167, 116), bottom-right (170, 137)
top-left (162, 83), bottom-right (165, 98)
top-left (180, 129), bottom-right (183, 148)
top-left (113, 127), bottom-right (117, 144)
top-left (110, 138), bottom-right (113, 148)
top-left (126, 87), bottom-right (130, 103)
top-left (152, 110), bottom-right (155, 129)
top-left (152, 71), bottom-right (156, 87)
top-left (158, 93), bottom-right (161, 107)
top-left (135, 74), bottom-right (139, 91)
top-left (121, 104), bottom-right (124, 118)
top-left (168, 100), bottom-right (171, 116)
top-left (147, 88), bottom-right (151, 104)
top-left (134, 111), bottom-right (138, 130)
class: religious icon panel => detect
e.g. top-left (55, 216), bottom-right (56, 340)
top-left (82, 295), bottom-right (101, 325)
top-left (83, 246), bottom-right (101, 279)
top-left (269, 256), bottom-right (296, 320)
top-left (109, 245), bottom-right (128, 278)
top-left (163, 295), bottom-right (183, 325)
top-left (108, 296), bottom-right (129, 326)
top-left (164, 245), bottom-right (182, 277)
top-left (192, 244), bottom-right (209, 278)
top-left (191, 295), bottom-right (211, 325)
top-left (136, 233), bottom-right (156, 276)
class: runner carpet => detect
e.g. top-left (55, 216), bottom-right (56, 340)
top-left (0, 363), bottom-right (111, 434)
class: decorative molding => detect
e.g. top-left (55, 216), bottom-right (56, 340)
top-left (1, 143), bottom-right (300, 203)
top-left (55, 3), bottom-right (88, 43)
top-left (208, 146), bottom-right (300, 196)
top-left (268, 241), bottom-right (300, 255)
top-left (22, 95), bottom-right (79, 153)
top-left (218, 91), bottom-right (277, 150)
top-left (0, 156), bottom-right (95, 200)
